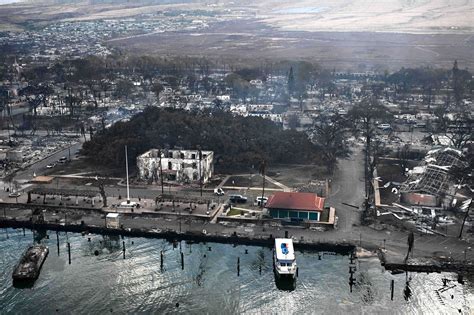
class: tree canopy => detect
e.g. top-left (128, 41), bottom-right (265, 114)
top-left (82, 108), bottom-right (320, 172)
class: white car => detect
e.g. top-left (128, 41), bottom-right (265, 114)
top-left (255, 196), bottom-right (268, 206)
top-left (214, 188), bottom-right (225, 196)
top-left (8, 192), bottom-right (21, 198)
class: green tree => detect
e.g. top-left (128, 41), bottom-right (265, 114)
top-left (349, 97), bottom-right (391, 209)
top-left (287, 66), bottom-right (295, 97)
top-left (433, 97), bottom-right (473, 149)
top-left (115, 79), bottom-right (134, 99)
top-left (82, 108), bottom-right (320, 173)
top-left (311, 113), bottom-right (352, 174)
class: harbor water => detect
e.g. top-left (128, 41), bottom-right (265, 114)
top-left (0, 228), bottom-right (473, 314)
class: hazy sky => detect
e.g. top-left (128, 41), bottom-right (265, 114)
top-left (0, 0), bottom-right (23, 4)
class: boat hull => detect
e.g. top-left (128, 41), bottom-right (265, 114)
top-left (12, 245), bottom-right (49, 283)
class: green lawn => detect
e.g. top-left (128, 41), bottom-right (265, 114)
top-left (227, 208), bottom-right (243, 216)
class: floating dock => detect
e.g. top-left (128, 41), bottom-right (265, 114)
top-left (12, 244), bottom-right (49, 282)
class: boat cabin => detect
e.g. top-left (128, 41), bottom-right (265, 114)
top-left (274, 238), bottom-right (297, 278)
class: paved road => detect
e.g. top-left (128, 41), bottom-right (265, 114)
top-left (326, 147), bottom-right (365, 232)
top-left (13, 135), bottom-right (89, 182)
top-left (13, 142), bottom-right (82, 182)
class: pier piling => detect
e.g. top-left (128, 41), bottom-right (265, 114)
top-left (349, 252), bottom-right (356, 293)
top-left (259, 265), bottom-right (262, 275)
top-left (181, 252), bottom-right (184, 270)
top-left (67, 242), bottom-right (71, 265)
top-left (237, 257), bottom-right (240, 276)
top-left (160, 250), bottom-right (163, 270)
top-left (122, 241), bottom-right (126, 259)
top-left (23, 228), bottom-right (25, 236)
top-left (56, 231), bottom-right (60, 256)
top-left (390, 279), bottom-right (394, 301)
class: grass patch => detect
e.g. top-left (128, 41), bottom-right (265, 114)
top-left (227, 208), bottom-right (243, 216)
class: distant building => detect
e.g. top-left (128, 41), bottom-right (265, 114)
top-left (266, 192), bottom-right (325, 221)
top-left (137, 149), bottom-right (214, 184)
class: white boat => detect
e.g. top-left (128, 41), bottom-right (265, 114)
top-left (273, 238), bottom-right (297, 279)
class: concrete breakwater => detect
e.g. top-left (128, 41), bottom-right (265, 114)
top-left (2, 201), bottom-right (474, 276)
top-left (2, 218), bottom-right (474, 277)
top-left (0, 219), bottom-right (355, 254)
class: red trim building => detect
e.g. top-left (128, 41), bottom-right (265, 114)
top-left (266, 192), bottom-right (325, 221)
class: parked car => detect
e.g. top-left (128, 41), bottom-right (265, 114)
top-left (46, 163), bottom-right (56, 168)
top-left (8, 192), bottom-right (21, 198)
top-left (377, 123), bottom-right (392, 131)
top-left (214, 188), bottom-right (225, 196)
top-left (254, 196), bottom-right (268, 206)
top-left (229, 195), bottom-right (247, 203)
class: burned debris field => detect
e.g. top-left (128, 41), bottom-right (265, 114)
top-left (0, 0), bottom-right (473, 313)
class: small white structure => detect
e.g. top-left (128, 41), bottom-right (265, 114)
top-left (137, 149), bottom-right (214, 184)
top-left (106, 213), bottom-right (120, 229)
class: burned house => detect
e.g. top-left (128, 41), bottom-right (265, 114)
top-left (137, 149), bottom-right (213, 184)
top-left (400, 147), bottom-right (467, 207)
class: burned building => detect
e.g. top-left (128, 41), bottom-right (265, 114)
top-left (400, 147), bottom-right (467, 207)
top-left (137, 149), bottom-right (214, 184)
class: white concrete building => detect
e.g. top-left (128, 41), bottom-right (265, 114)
top-left (137, 149), bottom-right (214, 184)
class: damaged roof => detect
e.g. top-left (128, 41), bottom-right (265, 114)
top-left (401, 147), bottom-right (467, 195)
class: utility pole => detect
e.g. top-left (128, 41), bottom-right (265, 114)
top-left (159, 149), bottom-right (164, 195)
top-left (125, 145), bottom-right (130, 204)
top-left (198, 149), bottom-right (203, 197)
top-left (259, 160), bottom-right (266, 209)
top-left (459, 199), bottom-right (472, 239)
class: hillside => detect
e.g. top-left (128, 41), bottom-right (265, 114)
top-left (2, 0), bottom-right (473, 34)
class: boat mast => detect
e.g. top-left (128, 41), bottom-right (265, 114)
top-left (125, 145), bottom-right (130, 204)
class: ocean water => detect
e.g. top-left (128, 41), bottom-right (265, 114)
top-left (0, 228), bottom-right (472, 314)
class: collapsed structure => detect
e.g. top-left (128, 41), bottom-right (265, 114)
top-left (400, 147), bottom-right (467, 207)
top-left (137, 149), bottom-right (214, 184)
